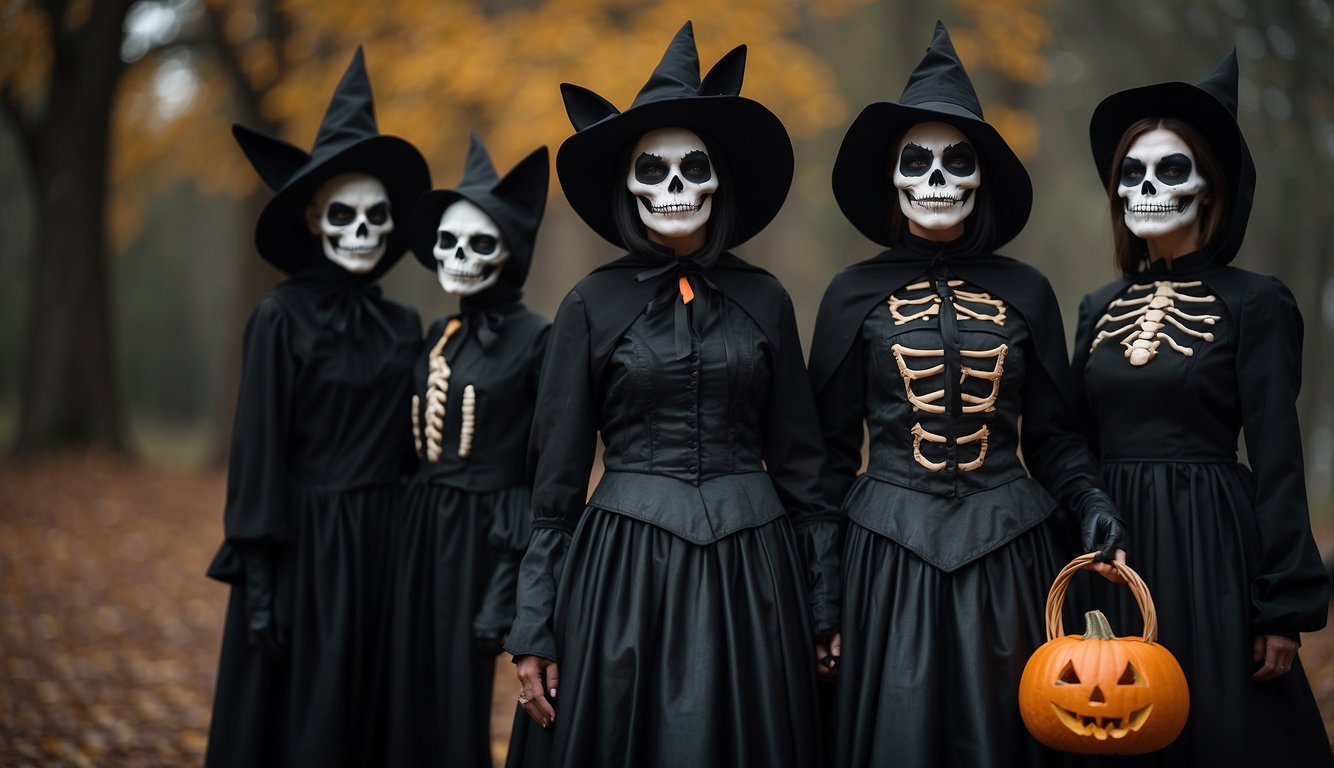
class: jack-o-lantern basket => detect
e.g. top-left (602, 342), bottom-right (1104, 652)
top-left (1019, 554), bottom-right (1188, 755)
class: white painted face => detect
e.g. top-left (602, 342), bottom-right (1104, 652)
top-left (306, 173), bottom-right (393, 273)
top-left (893, 122), bottom-right (981, 232)
top-left (626, 127), bottom-right (718, 241)
top-left (1118, 128), bottom-right (1208, 240)
top-left (433, 198), bottom-right (509, 296)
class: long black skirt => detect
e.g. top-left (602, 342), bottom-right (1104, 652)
top-left (1073, 461), bottom-right (1333, 767)
top-left (836, 520), bottom-right (1065, 768)
top-left (206, 482), bottom-right (400, 768)
top-left (379, 482), bottom-right (529, 768)
top-left (506, 507), bottom-right (821, 768)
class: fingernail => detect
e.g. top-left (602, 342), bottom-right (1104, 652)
top-left (550, 688), bottom-right (557, 698)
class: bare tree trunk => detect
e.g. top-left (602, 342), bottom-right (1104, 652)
top-left (13, 0), bottom-right (134, 454)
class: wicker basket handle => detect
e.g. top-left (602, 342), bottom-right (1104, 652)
top-left (1044, 554), bottom-right (1158, 643)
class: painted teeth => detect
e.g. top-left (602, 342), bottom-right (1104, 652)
top-left (648, 202), bottom-right (704, 213)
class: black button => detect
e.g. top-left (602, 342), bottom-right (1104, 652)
top-left (689, 465), bottom-right (698, 473)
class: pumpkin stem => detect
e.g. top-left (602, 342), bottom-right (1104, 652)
top-left (1082, 610), bottom-right (1116, 640)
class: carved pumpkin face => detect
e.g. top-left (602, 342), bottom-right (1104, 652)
top-left (1020, 610), bottom-right (1188, 755)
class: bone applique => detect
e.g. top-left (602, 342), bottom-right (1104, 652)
top-left (888, 280), bottom-right (1006, 326)
top-left (422, 318), bottom-right (463, 462)
top-left (458, 384), bottom-right (476, 459)
top-left (893, 342), bottom-right (1007, 473)
top-left (910, 423), bottom-right (990, 473)
top-left (891, 343), bottom-right (1009, 414)
top-left (1090, 280), bottom-right (1219, 366)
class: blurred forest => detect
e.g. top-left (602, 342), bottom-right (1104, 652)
top-left (2, 0), bottom-right (1334, 764)
top-left (0, 0), bottom-right (1331, 502)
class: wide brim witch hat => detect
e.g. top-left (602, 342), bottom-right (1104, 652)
top-left (410, 132), bottom-right (549, 289)
top-left (556, 20), bottom-right (794, 250)
top-left (1089, 50), bottom-right (1254, 265)
top-left (232, 47), bottom-right (431, 278)
top-left (833, 20), bottom-right (1032, 251)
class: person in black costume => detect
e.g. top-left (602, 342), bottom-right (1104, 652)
top-left (807, 22), bottom-right (1126, 768)
top-left (378, 133), bottom-right (550, 768)
top-left (1071, 52), bottom-right (1331, 767)
top-left (204, 48), bottom-right (430, 768)
top-left (503, 21), bottom-right (839, 768)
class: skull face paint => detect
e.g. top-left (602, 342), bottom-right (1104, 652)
top-left (626, 127), bottom-right (718, 241)
top-left (1118, 128), bottom-right (1208, 240)
top-left (306, 173), bottom-right (394, 273)
top-left (434, 199), bottom-right (510, 296)
top-left (893, 122), bottom-right (981, 232)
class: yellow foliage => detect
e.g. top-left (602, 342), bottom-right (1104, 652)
top-left (0, 0), bottom-right (54, 113)
top-left (952, 0), bottom-right (1052, 85)
top-left (104, 0), bottom-right (867, 234)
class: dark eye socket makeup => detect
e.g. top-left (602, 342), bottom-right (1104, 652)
top-left (470, 236), bottom-right (498, 255)
top-left (438, 231), bottom-right (458, 249)
top-left (1120, 158), bottom-right (1147, 186)
top-left (366, 203), bottom-right (389, 225)
top-left (898, 144), bottom-right (934, 177)
top-left (328, 203), bottom-right (356, 225)
top-left (1154, 153), bottom-right (1194, 185)
top-left (681, 150), bottom-right (712, 183)
top-left (941, 143), bottom-right (976, 177)
top-left (635, 153), bottom-right (668, 184)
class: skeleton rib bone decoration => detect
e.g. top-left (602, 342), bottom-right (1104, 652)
top-left (893, 342), bottom-right (1008, 472)
top-left (1090, 280), bottom-right (1220, 366)
top-left (413, 318), bottom-right (479, 462)
top-left (888, 280), bottom-right (1007, 326)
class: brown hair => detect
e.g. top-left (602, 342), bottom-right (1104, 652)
top-left (1108, 117), bottom-right (1229, 274)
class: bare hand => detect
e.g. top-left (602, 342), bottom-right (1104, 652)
top-left (1253, 634), bottom-right (1299, 682)
top-left (515, 655), bottom-right (559, 727)
top-left (1083, 548), bottom-right (1127, 584)
top-left (816, 632), bottom-right (842, 678)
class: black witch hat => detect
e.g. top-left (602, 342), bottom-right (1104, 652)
top-left (832, 21), bottom-right (1032, 251)
top-left (233, 47), bottom-right (431, 277)
top-left (410, 132), bottom-right (549, 290)
top-left (1089, 51), bottom-right (1254, 265)
top-left (555, 20), bottom-right (794, 250)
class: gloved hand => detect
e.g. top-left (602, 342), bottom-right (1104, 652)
top-left (241, 546), bottom-right (285, 661)
top-left (1075, 488), bottom-right (1126, 563)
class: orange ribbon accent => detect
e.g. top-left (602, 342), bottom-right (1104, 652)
top-left (678, 276), bottom-right (695, 305)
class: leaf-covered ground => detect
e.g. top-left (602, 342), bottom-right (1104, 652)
top-left (2, 452), bottom-right (1332, 765)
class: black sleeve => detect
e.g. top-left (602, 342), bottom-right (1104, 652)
top-left (474, 323), bottom-right (550, 644)
top-left (767, 292), bottom-right (842, 636)
top-left (1018, 282), bottom-right (1121, 557)
top-left (506, 293), bottom-right (597, 661)
top-left (809, 296), bottom-right (867, 512)
top-left (1069, 292), bottom-right (1102, 456)
top-left (223, 296), bottom-right (296, 546)
top-left (1237, 278), bottom-right (1328, 636)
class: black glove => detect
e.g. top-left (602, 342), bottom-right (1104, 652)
top-left (1075, 489), bottom-right (1126, 563)
top-left (241, 546), bottom-right (285, 661)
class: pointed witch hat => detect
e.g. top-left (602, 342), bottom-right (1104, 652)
top-left (832, 20), bottom-right (1032, 251)
top-left (232, 47), bottom-right (431, 277)
top-left (555, 20), bottom-right (794, 250)
top-left (1088, 51), bottom-right (1255, 265)
top-left (410, 132), bottom-right (549, 290)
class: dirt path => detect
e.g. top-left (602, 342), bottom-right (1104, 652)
top-left (2, 453), bottom-right (1332, 765)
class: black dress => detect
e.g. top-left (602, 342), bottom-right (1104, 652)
top-left (205, 261), bottom-right (419, 767)
top-left (1072, 252), bottom-right (1331, 767)
top-left (504, 253), bottom-right (838, 768)
top-left (809, 235), bottom-right (1108, 768)
top-left (380, 298), bottom-right (549, 768)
